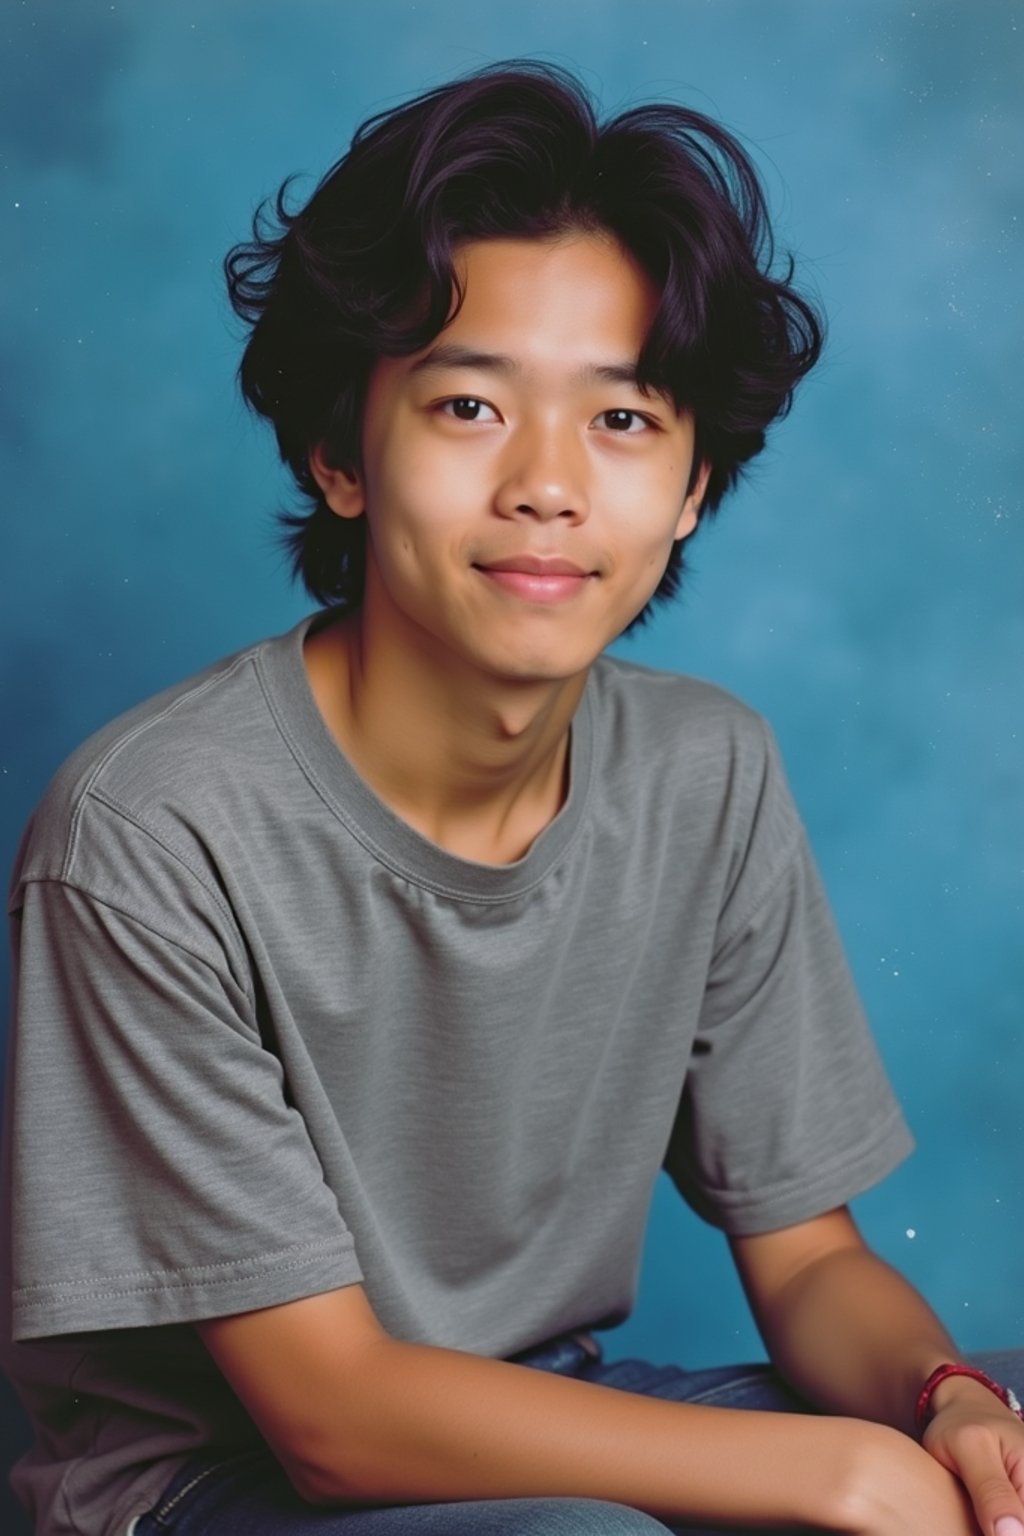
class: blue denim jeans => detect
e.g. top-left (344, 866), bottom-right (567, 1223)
top-left (131, 1338), bottom-right (1024, 1536)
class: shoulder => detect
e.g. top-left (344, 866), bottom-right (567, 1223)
top-left (584, 654), bottom-right (802, 896)
top-left (10, 624), bottom-right (300, 907)
top-left (587, 651), bottom-right (773, 769)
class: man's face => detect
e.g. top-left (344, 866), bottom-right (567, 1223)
top-left (319, 232), bottom-right (709, 687)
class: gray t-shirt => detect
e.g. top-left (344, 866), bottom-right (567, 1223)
top-left (2, 613), bottom-right (913, 1536)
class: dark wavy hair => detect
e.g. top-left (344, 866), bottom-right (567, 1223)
top-left (225, 60), bottom-right (824, 630)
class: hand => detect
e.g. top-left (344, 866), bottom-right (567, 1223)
top-left (923, 1379), bottom-right (1024, 1536)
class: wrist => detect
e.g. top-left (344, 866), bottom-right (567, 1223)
top-left (916, 1362), bottom-right (1024, 1435)
top-left (815, 1418), bottom-right (922, 1535)
top-left (930, 1372), bottom-right (1003, 1417)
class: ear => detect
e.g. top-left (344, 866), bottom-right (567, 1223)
top-left (308, 442), bottom-right (366, 520)
top-left (674, 459), bottom-right (712, 541)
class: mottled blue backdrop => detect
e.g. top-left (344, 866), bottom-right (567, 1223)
top-left (1, 0), bottom-right (1022, 1520)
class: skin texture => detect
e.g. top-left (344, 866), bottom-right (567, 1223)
top-left (199, 1213), bottom-right (1024, 1532)
top-left (201, 234), bottom-right (1024, 1530)
top-left (306, 234), bottom-right (708, 864)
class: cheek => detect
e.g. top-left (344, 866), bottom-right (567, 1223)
top-left (610, 486), bottom-right (688, 567)
top-left (363, 466), bottom-right (463, 586)
top-left (611, 498), bottom-right (686, 597)
top-left (370, 419), bottom-right (476, 524)
top-left (604, 446), bottom-right (690, 516)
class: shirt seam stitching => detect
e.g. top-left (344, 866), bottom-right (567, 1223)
top-left (714, 824), bottom-right (804, 949)
top-left (17, 874), bottom-right (254, 1006)
top-left (710, 717), bottom-right (804, 948)
top-left (83, 789), bottom-right (241, 932)
top-left (694, 1104), bottom-right (912, 1211)
top-left (14, 1237), bottom-right (353, 1299)
top-left (62, 650), bottom-right (258, 878)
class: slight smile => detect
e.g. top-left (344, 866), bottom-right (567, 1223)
top-left (473, 555), bottom-right (595, 604)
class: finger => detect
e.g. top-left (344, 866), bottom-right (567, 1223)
top-left (951, 1435), bottom-right (1024, 1536)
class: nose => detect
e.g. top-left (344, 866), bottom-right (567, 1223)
top-left (493, 420), bottom-right (590, 524)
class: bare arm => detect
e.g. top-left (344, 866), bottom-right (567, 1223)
top-left (730, 1205), bottom-right (958, 1432)
top-left (197, 1280), bottom-right (977, 1533)
top-left (731, 1205), bottom-right (1024, 1536)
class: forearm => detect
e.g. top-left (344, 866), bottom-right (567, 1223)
top-left (756, 1243), bottom-right (962, 1433)
top-left (203, 1286), bottom-right (981, 1533)
top-left (291, 1333), bottom-right (869, 1522)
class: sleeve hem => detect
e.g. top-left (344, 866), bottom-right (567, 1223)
top-left (12, 1237), bottom-right (362, 1340)
top-left (682, 1111), bottom-right (916, 1237)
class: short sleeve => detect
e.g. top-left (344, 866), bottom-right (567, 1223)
top-left (8, 877), bottom-right (361, 1341)
top-left (663, 731), bottom-right (914, 1235)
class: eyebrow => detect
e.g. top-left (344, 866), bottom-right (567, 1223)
top-left (407, 342), bottom-right (656, 393)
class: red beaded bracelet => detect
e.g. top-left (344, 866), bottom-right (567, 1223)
top-left (915, 1363), bottom-right (1024, 1437)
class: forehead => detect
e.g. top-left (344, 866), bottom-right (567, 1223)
top-left (432, 234), bottom-right (660, 368)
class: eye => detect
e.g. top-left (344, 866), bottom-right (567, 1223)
top-left (596, 409), bottom-right (654, 434)
top-left (439, 397), bottom-right (499, 423)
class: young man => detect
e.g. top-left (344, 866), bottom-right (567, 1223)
top-left (3, 61), bottom-right (1023, 1536)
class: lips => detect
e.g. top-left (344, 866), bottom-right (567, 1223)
top-left (475, 555), bottom-right (590, 576)
top-left (473, 554), bottom-right (594, 604)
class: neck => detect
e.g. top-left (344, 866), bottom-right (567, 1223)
top-left (304, 610), bottom-right (589, 865)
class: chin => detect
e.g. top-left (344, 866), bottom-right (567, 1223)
top-left (482, 648), bottom-right (597, 686)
